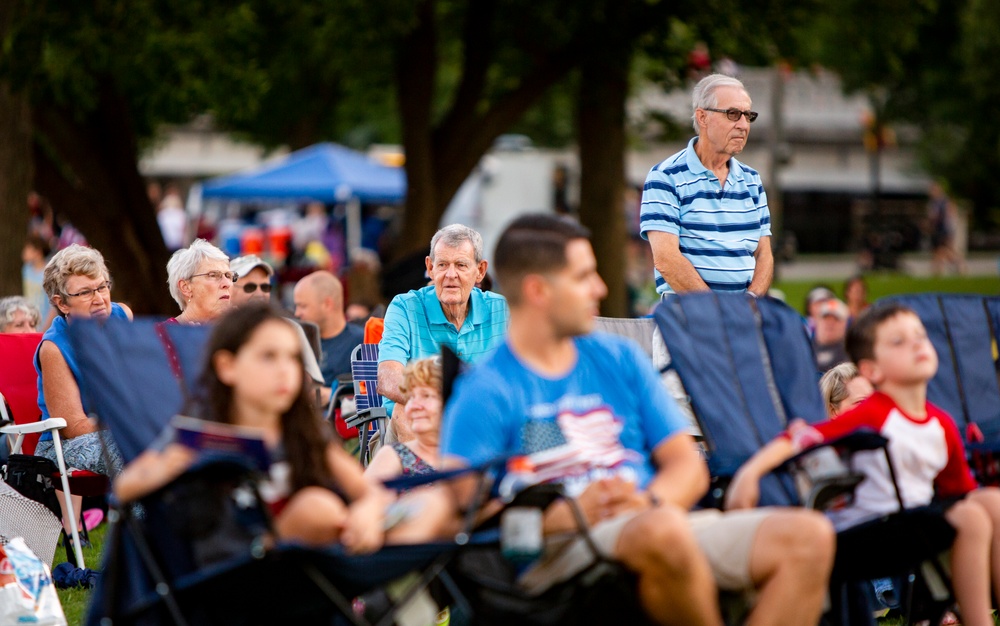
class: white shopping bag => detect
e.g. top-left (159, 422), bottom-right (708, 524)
top-left (0, 537), bottom-right (67, 626)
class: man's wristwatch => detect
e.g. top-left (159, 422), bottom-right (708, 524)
top-left (747, 290), bottom-right (759, 299)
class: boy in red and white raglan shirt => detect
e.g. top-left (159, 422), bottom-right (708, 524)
top-left (727, 302), bottom-right (1000, 626)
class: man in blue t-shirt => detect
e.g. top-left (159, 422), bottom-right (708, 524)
top-left (294, 271), bottom-right (364, 402)
top-left (442, 215), bottom-right (834, 626)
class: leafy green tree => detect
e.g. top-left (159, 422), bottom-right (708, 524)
top-left (1, 0), bottom-right (267, 313)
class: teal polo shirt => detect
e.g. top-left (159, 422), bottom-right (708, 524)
top-left (379, 285), bottom-right (509, 414)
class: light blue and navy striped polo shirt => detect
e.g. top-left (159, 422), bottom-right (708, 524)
top-left (379, 285), bottom-right (509, 415)
top-left (640, 137), bottom-right (770, 294)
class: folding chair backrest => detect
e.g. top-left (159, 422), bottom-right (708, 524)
top-left (593, 316), bottom-right (656, 360)
top-left (351, 343), bottom-right (383, 415)
top-left (655, 294), bottom-right (776, 464)
top-left (0, 333), bottom-right (44, 454)
top-left (294, 319), bottom-right (322, 366)
top-left (756, 297), bottom-right (828, 426)
top-left (69, 318), bottom-right (212, 463)
top-left (654, 293), bottom-right (814, 506)
top-left (364, 316), bottom-right (385, 344)
top-left (888, 294), bottom-right (1000, 439)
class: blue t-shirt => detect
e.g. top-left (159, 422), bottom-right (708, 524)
top-left (320, 323), bottom-right (364, 386)
top-left (34, 302), bottom-right (130, 441)
top-left (441, 332), bottom-right (687, 494)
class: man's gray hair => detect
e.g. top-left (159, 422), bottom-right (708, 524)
top-left (691, 73), bottom-right (749, 132)
top-left (0, 296), bottom-right (40, 331)
top-left (42, 244), bottom-right (111, 312)
top-left (166, 238), bottom-right (229, 309)
top-left (429, 224), bottom-right (484, 263)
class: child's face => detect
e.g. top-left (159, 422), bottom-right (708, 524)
top-left (869, 312), bottom-right (938, 386)
top-left (218, 320), bottom-right (303, 419)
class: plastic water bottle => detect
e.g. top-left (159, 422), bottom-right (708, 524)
top-left (500, 507), bottom-right (543, 564)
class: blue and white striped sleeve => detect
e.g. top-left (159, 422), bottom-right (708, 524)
top-left (640, 166), bottom-right (681, 238)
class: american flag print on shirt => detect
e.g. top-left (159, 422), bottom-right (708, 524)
top-left (504, 406), bottom-right (641, 498)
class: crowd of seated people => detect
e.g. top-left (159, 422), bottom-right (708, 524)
top-left (6, 216), bottom-right (1000, 626)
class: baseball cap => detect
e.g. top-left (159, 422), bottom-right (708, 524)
top-left (806, 286), bottom-right (836, 307)
top-left (818, 298), bottom-right (848, 320)
top-left (230, 255), bottom-right (274, 279)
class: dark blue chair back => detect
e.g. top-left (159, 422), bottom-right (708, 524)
top-left (69, 318), bottom-right (212, 462)
top-left (886, 294), bottom-right (1000, 440)
top-left (654, 293), bottom-right (820, 506)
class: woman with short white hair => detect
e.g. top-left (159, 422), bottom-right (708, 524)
top-left (35, 244), bottom-right (132, 475)
top-left (165, 238), bottom-right (235, 324)
top-left (0, 296), bottom-right (40, 333)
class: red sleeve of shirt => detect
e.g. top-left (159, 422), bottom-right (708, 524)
top-left (810, 392), bottom-right (893, 442)
top-left (931, 403), bottom-right (978, 497)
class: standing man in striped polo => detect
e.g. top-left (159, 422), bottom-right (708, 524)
top-left (640, 74), bottom-right (772, 298)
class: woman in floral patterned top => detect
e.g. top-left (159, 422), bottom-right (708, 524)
top-left (366, 358), bottom-right (441, 481)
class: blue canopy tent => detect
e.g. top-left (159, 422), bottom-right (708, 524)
top-left (195, 142), bottom-right (406, 253)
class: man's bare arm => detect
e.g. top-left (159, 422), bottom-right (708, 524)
top-left (377, 360), bottom-right (406, 404)
top-left (646, 433), bottom-right (710, 510)
top-left (747, 235), bottom-right (774, 297)
top-left (647, 231), bottom-right (710, 293)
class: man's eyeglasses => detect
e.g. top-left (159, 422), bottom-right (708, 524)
top-left (703, 107), bottom-right (759, 123)
top-left (65, 280), bottom-right (112, 299)
top-left (190, 271), bottom-right (239, 283)
top-left (240, 282), bottom-right (272, 294)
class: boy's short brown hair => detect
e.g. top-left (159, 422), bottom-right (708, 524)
top-left (845, 301), bottom-right (917, 364)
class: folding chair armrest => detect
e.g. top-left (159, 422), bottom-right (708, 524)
top-left (345, 407), bottom-right (387, 429)
top-left (781, 429), bottom-right (888, 469)
top-left (0, 418), bottom-right (68, 435)
top-left (381, 455), bottom-right (509, 493)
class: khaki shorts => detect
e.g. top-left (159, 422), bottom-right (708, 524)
top-left (518, 506), bottom-right (772, 595)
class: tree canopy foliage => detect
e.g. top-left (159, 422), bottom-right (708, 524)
top-left (3, 0), bottom-right (999, 313)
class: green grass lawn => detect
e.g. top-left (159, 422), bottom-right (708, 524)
top-left (774, 274), bottom-right (1000, 315)
top-left (57, 522), bottom-right (108, 626)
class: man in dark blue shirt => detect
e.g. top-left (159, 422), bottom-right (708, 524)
top-left (294, 271), bottom-right (364, 403)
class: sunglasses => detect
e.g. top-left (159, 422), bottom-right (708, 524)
top-left (703, 107), bottom-right (759, 123)
top-left (240, 282), bottom-right (272, 294)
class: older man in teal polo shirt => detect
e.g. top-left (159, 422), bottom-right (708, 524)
top-left (378, 224), bottom-right (509, 415)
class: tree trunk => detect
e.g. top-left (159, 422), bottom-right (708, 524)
top-left (391, 0), bottom-right (580, 270)
top-left (31, 84), bottom-right (175, 315)
top-left (0, 81), bottom-right (32, 297)
top-left (577, 46), bottom-right (630, 318)
top-left (394, 0), bottom-right (440, 264)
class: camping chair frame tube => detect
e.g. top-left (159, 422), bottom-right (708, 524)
top-left (0, 417), bottom-right (86, 567)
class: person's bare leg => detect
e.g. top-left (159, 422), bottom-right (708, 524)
top-left (615, 506), bottom-right (724, 626)
top-left (275, 486), bottom-right (349, 545)
top-left (964, 489), bottom-right (1000, 610)
top-left (744, 510), bottom-right (835, 626)
top-left (54, 489), bottom-right (83, 534)
top-left (385, 487), bottom-right (456, 544)
top-left (945, 498), bottom-right (993, 626)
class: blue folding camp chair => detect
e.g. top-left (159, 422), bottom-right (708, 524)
top-left (884, 294), bottom-right (1000, 441)
top-left (68, 317), bottom-right (477, 626)
top-left (654, 292), bottom-right (957, 626)
top-left (347, 343), bottom-right (389, 467)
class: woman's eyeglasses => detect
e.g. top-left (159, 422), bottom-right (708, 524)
top-left (240, 282), bottom-right (272, 294)
top-left (65, 281), bottom-right (112, 299)
top-left (703, 107), bottom-right (758, 123)
top-left (190, 271), bottom-right (238, 283)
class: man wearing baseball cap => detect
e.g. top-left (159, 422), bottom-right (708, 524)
top-left (812, 297), bottom-right (850, 373)
top-left (229, 254), bottom-right (325, 386)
